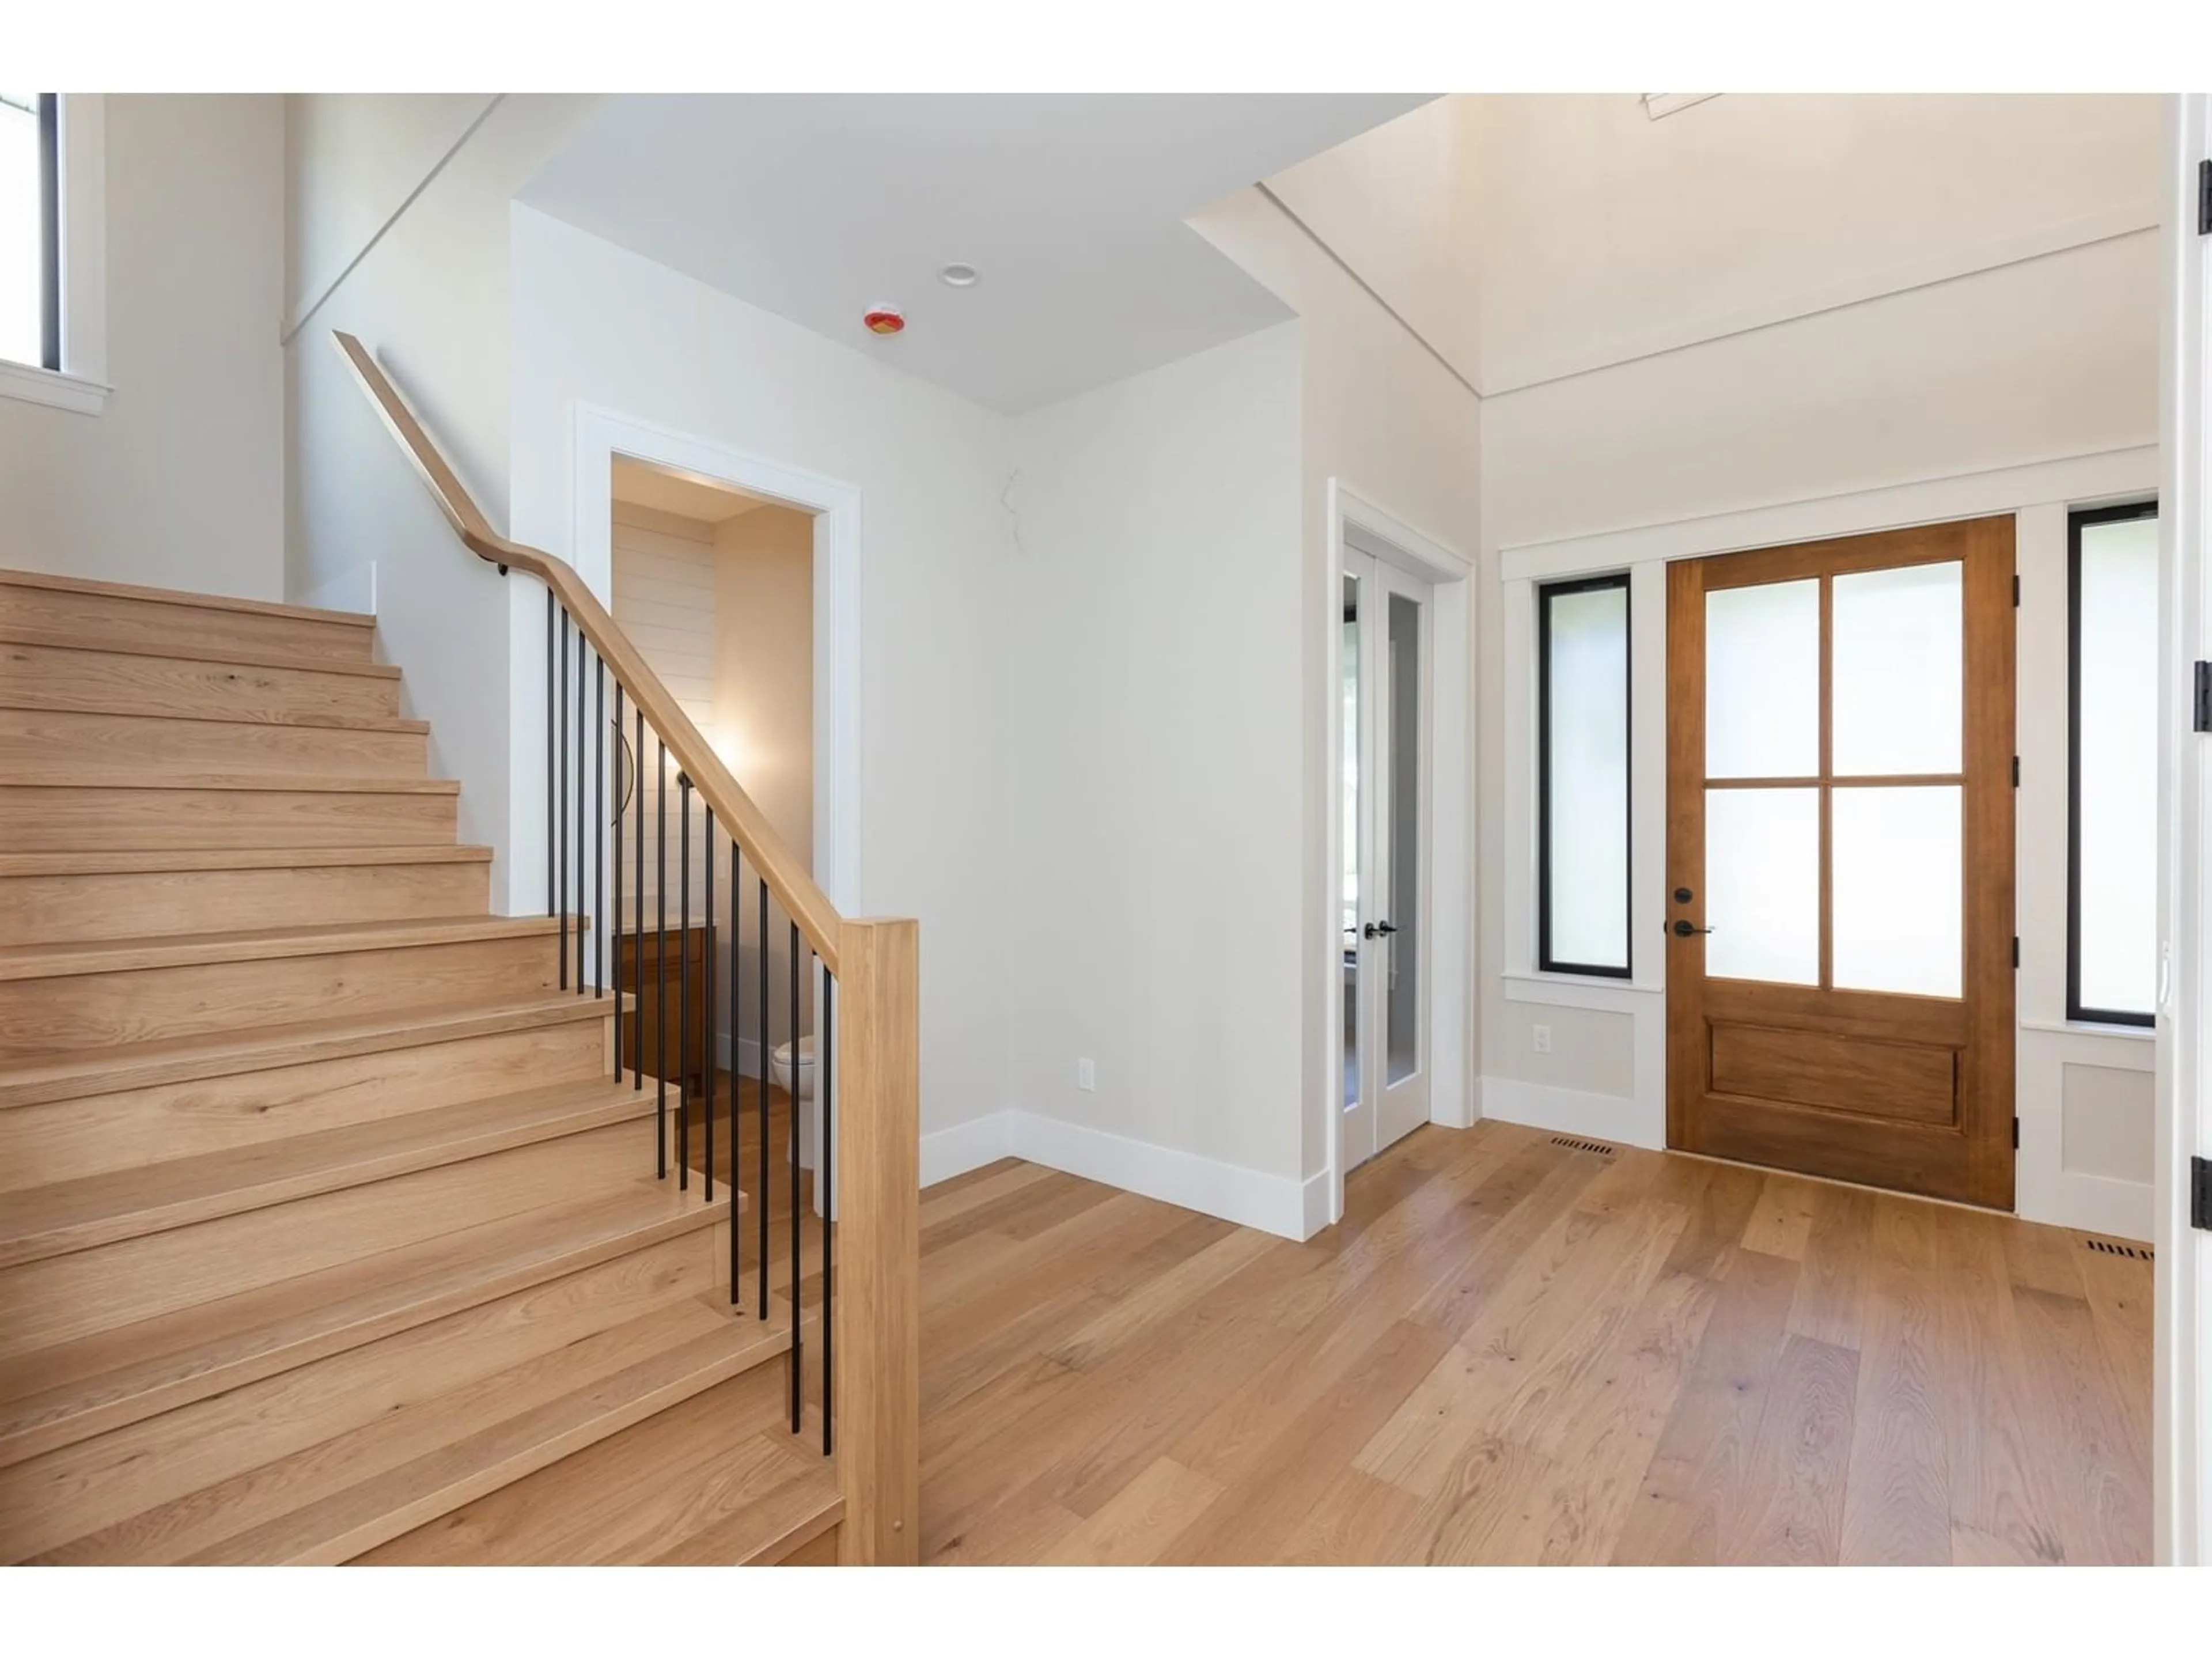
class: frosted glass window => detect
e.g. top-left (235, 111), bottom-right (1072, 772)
top-left (1832, 786), bottom-right (1961, 997)
top-left (1705, 789), bottom-right (1820, 984)
top-left (1540, 578), bottom-right (1630, 975)
top-left (0, 93), bottom-right (45, 370)
top-left (1706, 580), bottom-right (1819, 778)
top-left (1832, 562), bottom-right (1962, 776)
top-left (2072, 507), bottom-right (2160, 1023)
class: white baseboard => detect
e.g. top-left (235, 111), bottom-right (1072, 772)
top-left (1480, 1075), bottom-right (1662, 1150)
top-left (920, 1111), bottom-right (1014, 1188)
top-left (713, 1034), bottom-right (764, 1079)
top-left (1002, 1111), bottom-right (1312, 1240)
top-left (1300, 1167), bottom-right (1332, 1237)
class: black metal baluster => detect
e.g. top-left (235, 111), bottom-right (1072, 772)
top-left (703, 806), bottom-right (715, 1205)
top-left (820, 963), bottom-right (833, 1457)
top-left (612, 683), bottom-right (624, 1078)
top-left (556, 610), bottom-right (569, 988)
top-left (757, 877), bottom-right (768, 1318)
top-left (574, 639), bottom-right (588, 996)
top-left (596, 658), bottom-right (608, 1001)
top-left (679, 775), bottom-right (692, 1193)
top-left (632, 706), bottom-right (645, 1092)
top-left (743, 844), bottom-right (752, 1309)
top-left (657, 738), bottom-right (668, 1181)
top-left (729, 839), bottom-right (742, 1308)
top-left (789, 919), bottom-right (802, 1434)
top-left (544, 592), bottom-right (555, 919)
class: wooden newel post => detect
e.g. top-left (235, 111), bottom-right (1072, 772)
top-left (835, 916), bottom-right (920, 1565)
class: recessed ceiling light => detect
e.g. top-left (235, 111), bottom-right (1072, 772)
top-left (939, 263), bottom-right (980, 288)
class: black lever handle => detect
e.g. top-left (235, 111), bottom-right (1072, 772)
top-left (1671, 919), bottom-right (1714, 938)
top-left (1363, 921), bottom-right (1399, 938)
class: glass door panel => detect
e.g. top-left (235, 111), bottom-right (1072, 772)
top-left (1385, 592), bottom-right (1421, 1085)
top-left (1705, 787), bottom-right (1821, 984)
top-left (1341, 571), bottom-right (1361, 1112)
top-left (1831, 561), bottom-right (1962, 775)
top-left (1706, 579), bottom-right (1820, 778)
top-left (1832, 785), bottom-right (1962, 996)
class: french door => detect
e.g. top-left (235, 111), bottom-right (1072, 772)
top-left (1342, 548), bottom-right (1432, 1172)
top-left (1665, 516), bottom-right (2016, 1209)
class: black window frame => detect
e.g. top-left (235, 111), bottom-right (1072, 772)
top-left (2066, 498), bottom-right (2159, 1027)
top-left (37, 92), bottom-right (58, 372)
top-left (1536, 571), bottom-right (1633, 979)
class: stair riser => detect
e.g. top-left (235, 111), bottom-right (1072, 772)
top-left (0, 708), bottom-right (426, 781)
top-left (0, 583), bottom-right (375, 664)
top-left (0, 859), bottom-right (490, 948)
top-left (0, 1225), bottom-right (728, 1564)
top-left (0, 785), bottom-right (456, 851)
top-left (0, 934), bottom-right (559, 1059)
top-left (0, 1017), bottom-right (613, 1194)
top-left (0, 1122), bottom-right (664, 1364)
top-left (0, 641), bottom-right (399, 725)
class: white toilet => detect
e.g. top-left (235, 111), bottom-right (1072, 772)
top-left (771, 1036), bottom-right (816, 1166)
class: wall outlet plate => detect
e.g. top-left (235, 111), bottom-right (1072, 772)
top-left (1077, 1058), bottom-right (1097, 1092)
top-left (1532, 1024), bottom-right (1552, 1055)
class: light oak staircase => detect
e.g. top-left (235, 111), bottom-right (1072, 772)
top-left (0, 568), bottom-right (840, 1565)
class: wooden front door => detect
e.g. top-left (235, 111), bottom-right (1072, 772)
top-left (1665, 516), bottom-right (2016, 1209)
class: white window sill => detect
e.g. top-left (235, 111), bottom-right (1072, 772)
top-left (0, 357), bottom-right (109, 416)
top-left (2018, 1017), bottom-right (2156, 1043)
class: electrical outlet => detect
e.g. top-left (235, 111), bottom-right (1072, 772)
top-left (1077, 1058), bottom-right (1097, 1092)
top-left (1531, 1024), bottom-right (1552, 1055)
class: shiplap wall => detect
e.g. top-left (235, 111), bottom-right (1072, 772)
top-left (612, 500), bottom-right (717, 911)
top-left (612, 501), bottom-right (719, 727)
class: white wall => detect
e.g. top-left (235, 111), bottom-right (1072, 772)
top-left (284, 95), bottom-right (597, 903)
top-left (2, 95), bottom-right (284, 600)
top-left (1192, 186), bottom-right (1484, 1198)
top-left (1002, 324), bottom-right (1305, 1194)
top-left (506, 204), bottom-right (1013, 1150)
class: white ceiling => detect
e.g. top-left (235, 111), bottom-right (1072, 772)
top-left (610, 454), bottom-right (770, 523)
top-left (518, 94), bottom-right (1429, 413)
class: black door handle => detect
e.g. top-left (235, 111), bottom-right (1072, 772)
top-left (1671, 919), bottom-right (1713, 937)
top-left (1363, 921), bottom-right (1399, 938)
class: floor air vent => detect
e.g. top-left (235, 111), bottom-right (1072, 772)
top-left (1550, 1135), bottom-right (1616, 1157)
top-left (2083, 1236), bottom-right (2153, 1262)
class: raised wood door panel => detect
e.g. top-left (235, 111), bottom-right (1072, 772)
top-left (616, 925), bottom-right (711, 1094)
top-left (1665, 516), bottom-right (2016, 1209)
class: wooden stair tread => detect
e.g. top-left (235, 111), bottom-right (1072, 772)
top-left (0, 1076), bottom-right (676, 1270)
top-left (0, 845), bottom-right (493, 877)
top-left (35, 1300), bottom-right (793, 1564)
top-left (357, 1352), bottom-right (840, 1565)
top-left (0, 699), bottom-right (425, 733)
top-left (0, 912), bottom-right (573, 983)
top-left (0, 567), bottom-right (375, 629)
top-left (0, 772), bottom-right (457, 794)
top-left (0, 1179), bottom-right (729, 1470)
top-left (0, 626), bottom-right (399, 677)
top-left (0, 987), bottom-right (623, 1111)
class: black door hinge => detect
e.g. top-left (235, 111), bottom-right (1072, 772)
top-left (2200, 158), bottom-right (2212, 236)
top-left (2196, 662), bottom-right (2212, 733)
top-left (2012, 936), bottom-right (2021, 969)
top-left (2012, 755), bottom-right (2020, 787)
top-left (2012, 574), bottom-right (2021, 607)
top-left (2013, 1118), bottom-right (2021, 1151)
top-left (2192, 1155), bottom-right (2212, 1230)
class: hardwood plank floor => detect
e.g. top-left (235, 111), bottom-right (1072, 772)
top-left (914, 1122), bottom-right (2152, 1566)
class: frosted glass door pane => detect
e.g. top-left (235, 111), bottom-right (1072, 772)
top-left (1705, 789), bottom-right (1819, 984)
top-left (1543, 581), bottom-right (1630, 972)
top-left (2075, 514), bottom-right (2159, 1017)
top-left (1706, 581), bottom-right (1819, 778)
top-left (1832, 562), bottom-right (1962, 776)
top-left (1342, 574), bottom-right (1360, 1108)
top-left (1832, 786), bottom-right (1961, 997)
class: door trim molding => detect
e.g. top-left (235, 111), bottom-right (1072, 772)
top-left (1322, 479), bottom-right (1474, 1230)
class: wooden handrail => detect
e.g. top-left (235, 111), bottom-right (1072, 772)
top-left (333, 330), bottom-right (843, 974)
